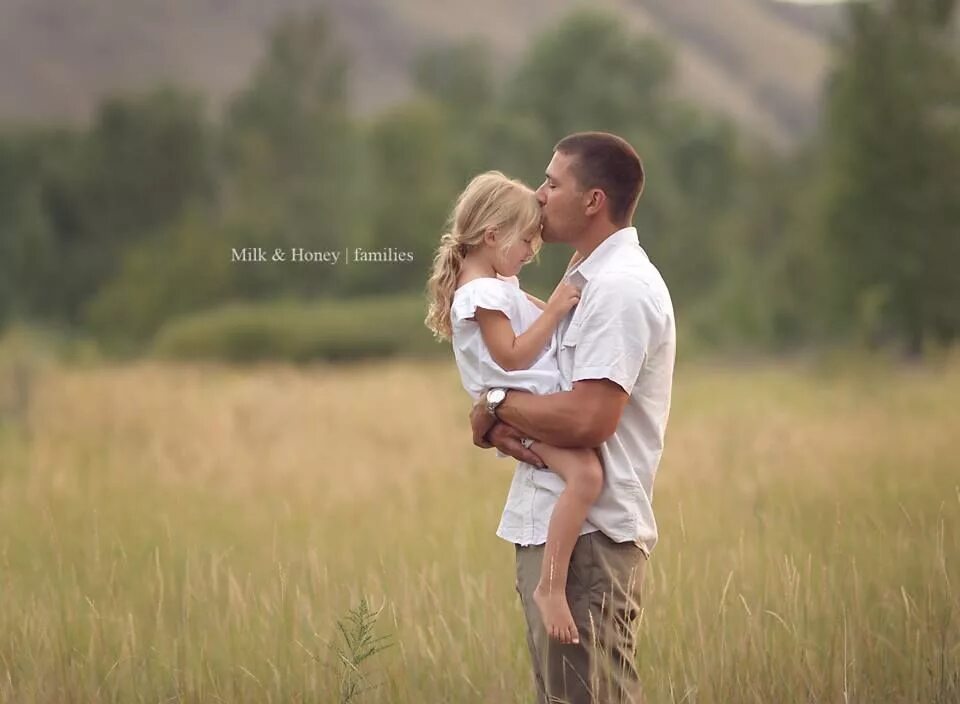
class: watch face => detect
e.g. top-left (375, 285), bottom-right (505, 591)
top-left (488, 388), bottom-right (506, 405)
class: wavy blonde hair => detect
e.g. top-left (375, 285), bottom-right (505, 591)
top-left (424, 171), bottom-right (542, 341)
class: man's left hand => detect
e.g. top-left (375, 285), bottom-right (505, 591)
top-left (469, 396), bottom-right (498, 448)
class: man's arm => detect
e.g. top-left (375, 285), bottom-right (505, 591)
top-left (470, 378), bottom-right (629, 451)
top-left (472, 270), bottom-right (656, 458)
top-left (501, 380), bottom-right (628, 447)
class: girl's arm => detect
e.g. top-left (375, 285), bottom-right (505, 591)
top-left (474, 281), bottom-right (580, 371)
top-left (524, 291), bottom-right (547, 310)
top-left (474, 306), bottom-right (564, 371)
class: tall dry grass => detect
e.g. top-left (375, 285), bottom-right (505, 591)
top-left (0, 357), bottom-right (957, 702)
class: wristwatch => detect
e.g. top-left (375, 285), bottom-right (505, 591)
top-left (484, 388), bottom-right (507, 418)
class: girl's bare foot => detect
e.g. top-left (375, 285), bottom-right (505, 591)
top-left (533, 585), bottom-right (579, 644)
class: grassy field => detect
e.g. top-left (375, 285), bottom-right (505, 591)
top-left (0, 356), bottom-right (957, 702)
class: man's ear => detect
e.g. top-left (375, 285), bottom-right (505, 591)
top-left (584, 189), bottom-right (606, 217)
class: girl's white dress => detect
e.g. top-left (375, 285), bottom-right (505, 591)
top-left (450, 275), bottom-right (562, 399)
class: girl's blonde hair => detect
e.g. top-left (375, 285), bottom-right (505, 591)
top-left (425, 171), bottom-right (542, 341)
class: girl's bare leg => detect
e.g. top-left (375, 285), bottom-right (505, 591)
top-left (528, 442), bottom-right (603, 645)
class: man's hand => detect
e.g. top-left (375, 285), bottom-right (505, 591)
top-left (469, 396), bottom-right (546, 467)
top-left (486, 422), bottom-right (546, 468)
top-left (469, 397), bottom-right (498, 448)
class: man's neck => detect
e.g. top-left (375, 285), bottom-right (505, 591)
top-left (573, 221), bottom-right (627, 264)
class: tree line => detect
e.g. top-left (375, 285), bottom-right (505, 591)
top-left (0, 0), bottom-right (956, 358)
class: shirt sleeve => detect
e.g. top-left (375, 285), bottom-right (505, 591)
top-left (570, 274), bottom-right (660, 395)
top-left (451, 279), bottom-right (516, 324)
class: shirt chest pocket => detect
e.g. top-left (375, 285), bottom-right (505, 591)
top-left (557, 320), bottom-right (582, 390)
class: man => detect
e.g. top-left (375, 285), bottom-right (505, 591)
top-left (470, 132), bottom-right (676, 703)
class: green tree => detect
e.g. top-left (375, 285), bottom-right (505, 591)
top-left (504, 10), bottom-right (741, 304)
top-left (822, 0), bottom-right (960, 353)
top-left (1, 89), bottom-right (213, 327)
top-left (82, 212), bottom-right (237, 352)
top-left (413, 41), bottom-right (502, 188)
top-left (222, 11), bottom-right (367, 297)
top-left (414, 41), bottom-right (495, 119)
top-left (690, 146), bottom-right (828, 350)
top-left (362, 100), bottom-right (457, 295)
top-left (0, 131), bottom-right (68, 327)
top-left (506, 10), bottom-right (673, 143)
top-left (85, 87), bottom-right (214, 244)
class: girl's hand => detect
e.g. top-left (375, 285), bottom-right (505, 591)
top-left (545, 281), bottom-right (581, 315)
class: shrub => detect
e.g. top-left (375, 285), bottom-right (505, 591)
top-left (152, 296), bottom-right (447, 363)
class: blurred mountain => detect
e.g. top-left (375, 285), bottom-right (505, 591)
top-left (0, 0), bottom-right (848, 145)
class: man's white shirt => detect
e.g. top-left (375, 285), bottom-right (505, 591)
top-left (495, 227), bottom-right (676, 556)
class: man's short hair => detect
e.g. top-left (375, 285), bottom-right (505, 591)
top-left (554, 132), bottom-right (644, 224)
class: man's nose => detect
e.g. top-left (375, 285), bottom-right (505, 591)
top-left (535, 187), bottom-right (547, 205)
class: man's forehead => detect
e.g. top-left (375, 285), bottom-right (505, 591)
top-left (545, 151), bottom-right (574, 179)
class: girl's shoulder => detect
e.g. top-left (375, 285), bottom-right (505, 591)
top-left (453, 275), bottom-right (518, 296)
top-left (451, 276), bottom-right (522, 324)
top-left (455, 273), bottom-right (520, 290)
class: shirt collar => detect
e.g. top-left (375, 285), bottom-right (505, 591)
top-left (566, 227), bottom-right (641, 283)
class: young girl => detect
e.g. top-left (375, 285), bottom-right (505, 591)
top-left (424, 171), bottom-right (603, 645)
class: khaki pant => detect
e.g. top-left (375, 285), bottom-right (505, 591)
top-left (515, 532), bottom-right (647, 704)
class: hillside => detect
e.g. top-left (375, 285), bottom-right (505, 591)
top-left (0, 0), bottom-right (848, 145)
